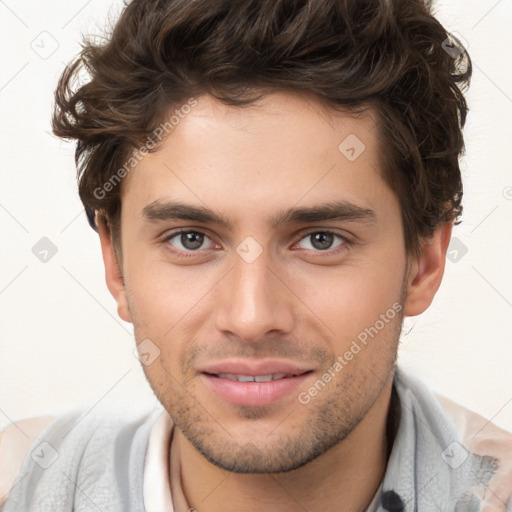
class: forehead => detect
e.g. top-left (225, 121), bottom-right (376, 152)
top-left (120, 91), bottom-right (393, 224)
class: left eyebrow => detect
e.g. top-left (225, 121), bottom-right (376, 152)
top-left (141, 199), bottom-right (377, 231)
top-left (268, 200), bottom-right (377, 228)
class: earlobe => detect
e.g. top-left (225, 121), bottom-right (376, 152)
top-left (96, 214), bottom-right (132, 324)
top-left (403, 222), bottom-right (453, 317)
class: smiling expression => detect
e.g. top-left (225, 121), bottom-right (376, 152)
top-left (101, 91), bottom-right (420, 473)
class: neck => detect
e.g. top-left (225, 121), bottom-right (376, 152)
top-left (177, 377), bottom-right (395, 512)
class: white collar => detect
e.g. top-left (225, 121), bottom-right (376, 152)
top-left (142, 408), bottom-right (382, 512)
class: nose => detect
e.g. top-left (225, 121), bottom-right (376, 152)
top-left (214, 248), bottom-right (295, 343)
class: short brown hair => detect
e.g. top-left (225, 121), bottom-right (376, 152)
top-left (52, 0), bottom-right (471, 256)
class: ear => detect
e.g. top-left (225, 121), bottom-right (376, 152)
top-left (96, 214), bottom-right (132, 324)
top-left (403, 222), bottom-right (453, 317)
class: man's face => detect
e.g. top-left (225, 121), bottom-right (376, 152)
top-left (113, 92), bottom-right (411, 472)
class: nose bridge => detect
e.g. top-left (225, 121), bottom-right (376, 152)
top-left (214, 247), bottom-right (294, 340)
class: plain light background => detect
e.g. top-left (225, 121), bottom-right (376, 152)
top-left (0, 0), bottom-right (511, 432)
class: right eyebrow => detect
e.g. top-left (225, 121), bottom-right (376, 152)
top-left (142, 200), bottom-right (235, 230)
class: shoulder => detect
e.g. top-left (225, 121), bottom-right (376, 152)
top-left (0, 416), bottom-right (56, 506)
top-left (393, 367), bottom-right (512, 510)
top-left (0, 404), bottom-right (161, 511)
top-left (435, 393), bottom-right (512, 511)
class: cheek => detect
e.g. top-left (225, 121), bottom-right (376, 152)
top-left (124, 256), bottom-right (220, 366)
top-left (125, 247), bottom-right (201, 316)
top-left (292, 259), bottom-right (405, 337)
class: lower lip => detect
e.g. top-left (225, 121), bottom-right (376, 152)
top-left (201, 373), bottom-right (312, 407)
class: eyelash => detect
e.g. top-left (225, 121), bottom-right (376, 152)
top-left (161, 229), bottom-right (350, 259)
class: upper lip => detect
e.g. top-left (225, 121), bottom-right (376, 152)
top-left (199, 359), bottom-right (313, 377)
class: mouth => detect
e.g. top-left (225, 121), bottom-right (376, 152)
top-left (205, 372), bottom-right (309, 382)
top-left (199, 361), bottom-right (314, 407)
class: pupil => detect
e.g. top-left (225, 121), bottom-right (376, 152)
top-left (182, 232), bottom-right (203, 250)
top-left (311, 232), bottom-right (333, 250)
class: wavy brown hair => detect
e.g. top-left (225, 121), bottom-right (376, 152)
top-left (52, 0), bottom-right (471, 256)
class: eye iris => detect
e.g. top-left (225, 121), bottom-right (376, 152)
top-left (182, 232), bottom-right (204, 250)
top-left (311, 232), bottom-right (334, 250)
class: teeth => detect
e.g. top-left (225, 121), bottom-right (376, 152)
top-left (270, 373), bottom-right (287, 381)
top-left (254, 375), bottom-right (272, 382)
top-left (238, 375), bottom-right (256, 382)
top-left (217, 373), bottom-right (289, 382)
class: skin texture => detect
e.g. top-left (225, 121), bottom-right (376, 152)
top-left (98, 91), bottom-right (451, 511)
